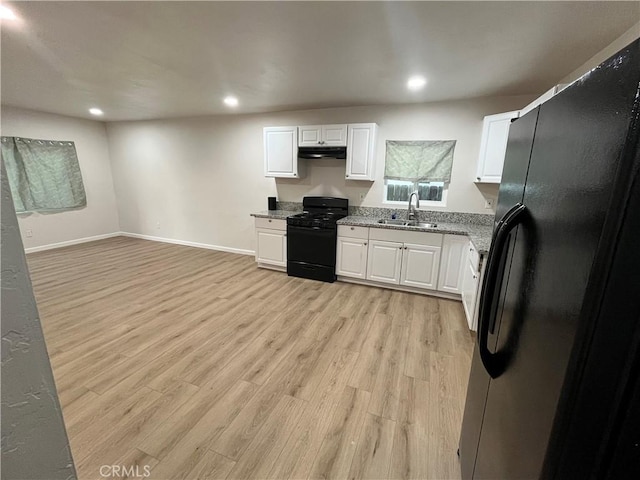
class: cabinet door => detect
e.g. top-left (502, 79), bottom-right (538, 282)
top-left (437, 234), bottom-right (469, 294)
top-left (264, 127), bottom-right (298, 178)
top-left (298, 125), bottom-right (323, 147)
top-left (346, 123), bottom-right (377, 181)
top-left (366, 239), bottom-right (402, 284)
top-left (462, 257), bottom-right (480, 330)
top-left (322, 124), bottom-right (348, 146)
top-left (336, 237), bottom-right (368, 279)
top-left (400, 243), bottom-right (441, 290)
top-left (476, 111), bottom-right (519, 183)
top-left (255, 228), bottom-right (286, 267)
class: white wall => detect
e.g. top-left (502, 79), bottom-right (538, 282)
top-left (1, 107), bottom-right (120, 249)
top-left (107, 96), bottom-right (532, 252)
top-left (561, 21), bottom-right (639, 85)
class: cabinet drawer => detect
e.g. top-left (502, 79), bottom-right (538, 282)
top-left (338, 225), bottom-right (369, 239)
top-left (255, 217), bottom-right (286, 231)
top-left (369, 227), bottom-right (442, 247)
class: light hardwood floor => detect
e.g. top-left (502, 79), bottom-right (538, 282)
top-left (27, 236), bottom-right (474, 480)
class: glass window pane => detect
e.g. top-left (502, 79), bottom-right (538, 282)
top-left (417, 181), bottom-right (444, 201)
top-left (386, 180), bottom-right (413, 202)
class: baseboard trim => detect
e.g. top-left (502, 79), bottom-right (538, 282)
top-left (25, 232), bottom-right (121, 253)
top-left (120, 232), bottom-right (255, 256)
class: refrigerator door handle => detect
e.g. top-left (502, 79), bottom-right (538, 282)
top-left (478, 203), bottom-right (527, 378)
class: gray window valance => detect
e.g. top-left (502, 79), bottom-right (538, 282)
top-left (384, 140), bottom-right (456, 183)
top-left (1, 136), bottom-right (86, 214)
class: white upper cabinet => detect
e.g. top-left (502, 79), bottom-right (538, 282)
top-left (298, 126), bottom-right (322, 146)
top-left (437, 234), bottom-right (469, 294)
top-left (346, 123), bottom-right (377, 181)
top-left (322, 125), bottom-right (348, 146)
top-left (298, 124), bottom-right (347, 147)
top-left (264, 126), bottom-right (299, 178)
top-left (475, 111), bottom-right (519, 183)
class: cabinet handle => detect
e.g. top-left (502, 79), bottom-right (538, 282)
top-left (364, 242), bottom-right (367, 246)
top-left (477, 176), bottom-right (481, 181)
top-left (350, 227), bottom-right (354, 230)
top-left (268, 219), bottom-right (272, 222)
top-left (399, 247), bottom-right (402, 250)
top-left (404, 246), bottom-right (408, 250)
top-left (346, 174), bottom-right (349, 177)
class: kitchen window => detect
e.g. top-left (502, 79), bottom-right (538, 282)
top-left (383, 140), bottom-right (455, 207)
top-left (384, 179), bottom-right (447, 205)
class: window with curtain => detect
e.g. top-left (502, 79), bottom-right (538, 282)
top-left (383, 140), bottom-right (456, 205)
top-left (1, 136), bottom-right (86, 214)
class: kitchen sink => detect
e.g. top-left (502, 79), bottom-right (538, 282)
top-left (377, 219), bottom-right (410, 226)
top-left (411, 222), bottom-right (439, 228)
top-left (377, 219), bottom-right (438, 229)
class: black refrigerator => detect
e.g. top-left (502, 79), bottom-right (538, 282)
top-left (459, 39), bottom-right (640, 479)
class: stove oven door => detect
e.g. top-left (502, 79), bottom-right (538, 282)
top-left (287, 225), bottom-right (337, 282)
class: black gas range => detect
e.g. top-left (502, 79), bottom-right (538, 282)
top-left (286, 196), bottom-right (348, 283)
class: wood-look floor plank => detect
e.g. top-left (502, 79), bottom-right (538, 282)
top-left (146, 380), bottom-right (257, 478)
top-left (308, 386), bottom-right (371, 480)
top-left (348, 413), bottom-right (396, 480)
top-left (368, 315), bottom-right (411, 421)
top-left (180, 450), bottom-right (235, 480)
top-left (76, 381), bottom-right (199, 478)
top-left (389, 375), bottom-right (431, 480)
top-left (26, 237), bottom-right (474, 480)
top-left (348, 314), bottom-right (393, 392)
top-left (225, 394), bottom-right (307, 479)
top-left (266, 348), bottom-right (359, 480)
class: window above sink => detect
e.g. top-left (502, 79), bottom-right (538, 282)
top-left (383, 179), bottom-right (448, 207)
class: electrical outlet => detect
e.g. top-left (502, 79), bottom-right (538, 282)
top-left (359, 193), bottom-right (366, 201)
top-left (484, 199), bottom-right (495, 209)
top-left (25, 229), bottom-right (33, 238)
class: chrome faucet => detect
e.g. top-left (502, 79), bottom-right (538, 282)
top-left (408, 191), bottom-right (420, 222)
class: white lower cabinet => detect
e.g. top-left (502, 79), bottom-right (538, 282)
top-left (366, 230), bottom-right (443, 291)
top-left (255, 229), bottom-right (286, 267)
top-left (336, 237), bottom-right (368, 279)
top-left (437, 234), bottom-right (469, 294)
top-left (400, 243), bottom-right (441, 289)
top-left (255, 218), bottom-right (287, 268)
top-left (366, 240), bottom-right (403, 284)
top-left (462, 259), bottom-right (479, 330)
top-left (461, 242), bottom-right (485, 331)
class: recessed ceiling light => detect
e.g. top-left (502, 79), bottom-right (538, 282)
top-left (0, 5), bottom-right (17, 20)
top-left (407, 75), bottom-right (427, 91)
top-left (89, 108), bottom-right (104, 116)
top-left (223, 96), bottom-right (239, 107)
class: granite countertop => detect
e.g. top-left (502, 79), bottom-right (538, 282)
top-left (251, 209), bottom-right (493, 254)
top-left (250, 210), bottom-right (299, 220)
top-left (337, 216), bottom-right (493, 254)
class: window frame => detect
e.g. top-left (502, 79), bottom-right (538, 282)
top-left (382, 179), bottom-right (448, 208)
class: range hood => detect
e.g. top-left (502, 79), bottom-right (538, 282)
top-left (298, 146), bottom-right (347, 160)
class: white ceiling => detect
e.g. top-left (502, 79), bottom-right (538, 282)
top-left (1, 1), bottom-right (638, 121)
